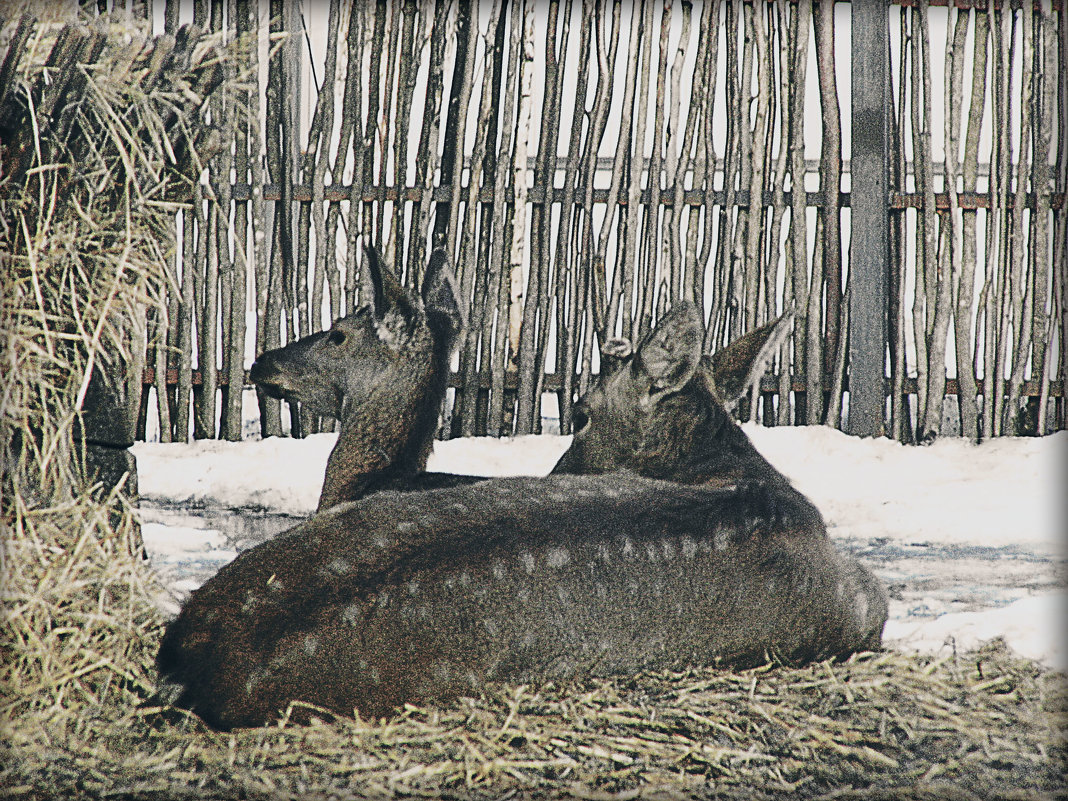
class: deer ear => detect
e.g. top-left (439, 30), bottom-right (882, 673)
top-left (364, 244), bottom-right (389, 317)
top-left (363, 244), bottom-right (410, 320)
top-left (709, 311), bottom-right (794, 406)
top-left (421, 248), bottom-right (464, 344)
top-left (599, 336), bottom-right (633, 378)
top-left (635, 302), bottom-right (703, 393)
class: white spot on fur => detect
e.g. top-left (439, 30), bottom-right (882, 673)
top-left (621, 538), bottom-right (635, 558)
top-left (408, 580), bottom-right (421, 595)
top-left (244, 666), bottom-right (267, 697)
top-left (396, 521), bottom-right (416, 533)
top-left (303, 636), bottom-right (319, 656)
top-left (547, 547), bottom-right (570, 568)
top-left (448, 502), bottom-right (469, 513)
top-left (491, 559), bottom-right (507, 579)
top-left (681, 537), bottom-right (697, 559)
top-left (713, 528), bottom-right (727, 551)
top-left (596, 543), bottom-right (611, 562)
top-left (854, 592), bottom-right (869, 627)
top-left (343, 603), bottom-right (362, 626)
top-left (519, 551), bottom-right (536, 574)
top-left (482, 618), bottom-right (500, 637)
top-left (644, 543), bottom-right (658, 562)
top-left (326, 557), bottom-right (351, 575)
top-left (660, 540), bottom-right (676, 560)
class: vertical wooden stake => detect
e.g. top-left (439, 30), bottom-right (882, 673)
top-left (848, 0), bottom-right (889, 437)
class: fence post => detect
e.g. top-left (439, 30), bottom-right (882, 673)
top-left (848, 0), bottom-right (890, 437)
top-left (77, 359), bottom-right (141, 543)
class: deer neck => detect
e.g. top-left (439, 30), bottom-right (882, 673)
top-left (315, 341), bottom-right (452, 512)
top-left (696, 415), bottom-right (791, 487)
top-left (385, 337), bottom-right (452, 482)
top-left (316, 383), bottom-right (432, 512)
top-left (637, 383), bottom-right (794, 492)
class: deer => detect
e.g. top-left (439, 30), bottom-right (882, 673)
top-left (249, 251), bottom-right (795, 510)
top-left (553, 301), bottom-right (803, 488)
top-left (155, 473), bottom-right (885, 730)
top-left (249, 245), bottom-right (483, 512)
top-left (154, 302), bottom-right (887, 730)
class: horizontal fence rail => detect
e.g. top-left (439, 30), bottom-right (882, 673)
top-left (140, 365), bottom-right (1064, 399)
top-left (188, 179), bottom-right (1068, 209)
top-left (61, 0), bottom-right (1061, 443)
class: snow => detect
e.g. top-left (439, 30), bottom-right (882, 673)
top-left (883, 594), bottom-right (1067, 667)
top-left (141, 522), bottom-right (236, 602)
top-left (742, 425), bottom-right (1062, 553)
top-left (132, 428), bottom-right (1066, 670)
top-left (132, 433), bottom-right (563, 514)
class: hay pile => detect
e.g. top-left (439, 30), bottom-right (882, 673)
top-left (1, 9), bottom-right (1065, 801)
top-left (0, 7), bottom-right (228, 496)
top-left (1, 627), bottom-right (1065, 799)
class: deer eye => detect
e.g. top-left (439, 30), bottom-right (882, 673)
top-left (327, 329), bottom-right (347, 345)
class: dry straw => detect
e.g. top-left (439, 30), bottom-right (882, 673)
top-left (0, 9), bottom-right (1065, 801)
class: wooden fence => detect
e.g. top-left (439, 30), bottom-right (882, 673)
top-left (76, 0), bottom-right (1064, 442)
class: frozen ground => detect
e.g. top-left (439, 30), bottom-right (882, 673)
top-left (133, 426), bottom-right (1066, 670)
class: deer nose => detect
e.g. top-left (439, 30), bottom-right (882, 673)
top-left (249, 360), bottom-right (273, 383)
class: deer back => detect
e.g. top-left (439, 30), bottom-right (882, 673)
top-left (156, 473), bottom-right (887, 729)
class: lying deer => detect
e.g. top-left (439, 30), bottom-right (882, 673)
top-left (554, 301), bottom-right (799, 486)
top-left (155, 302), bottom-right (887, 730)
top-left (249, 246), bottom-right (482, 511)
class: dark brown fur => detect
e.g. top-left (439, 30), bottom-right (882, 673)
top-left (156, 473), bottom-right (886, 730)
